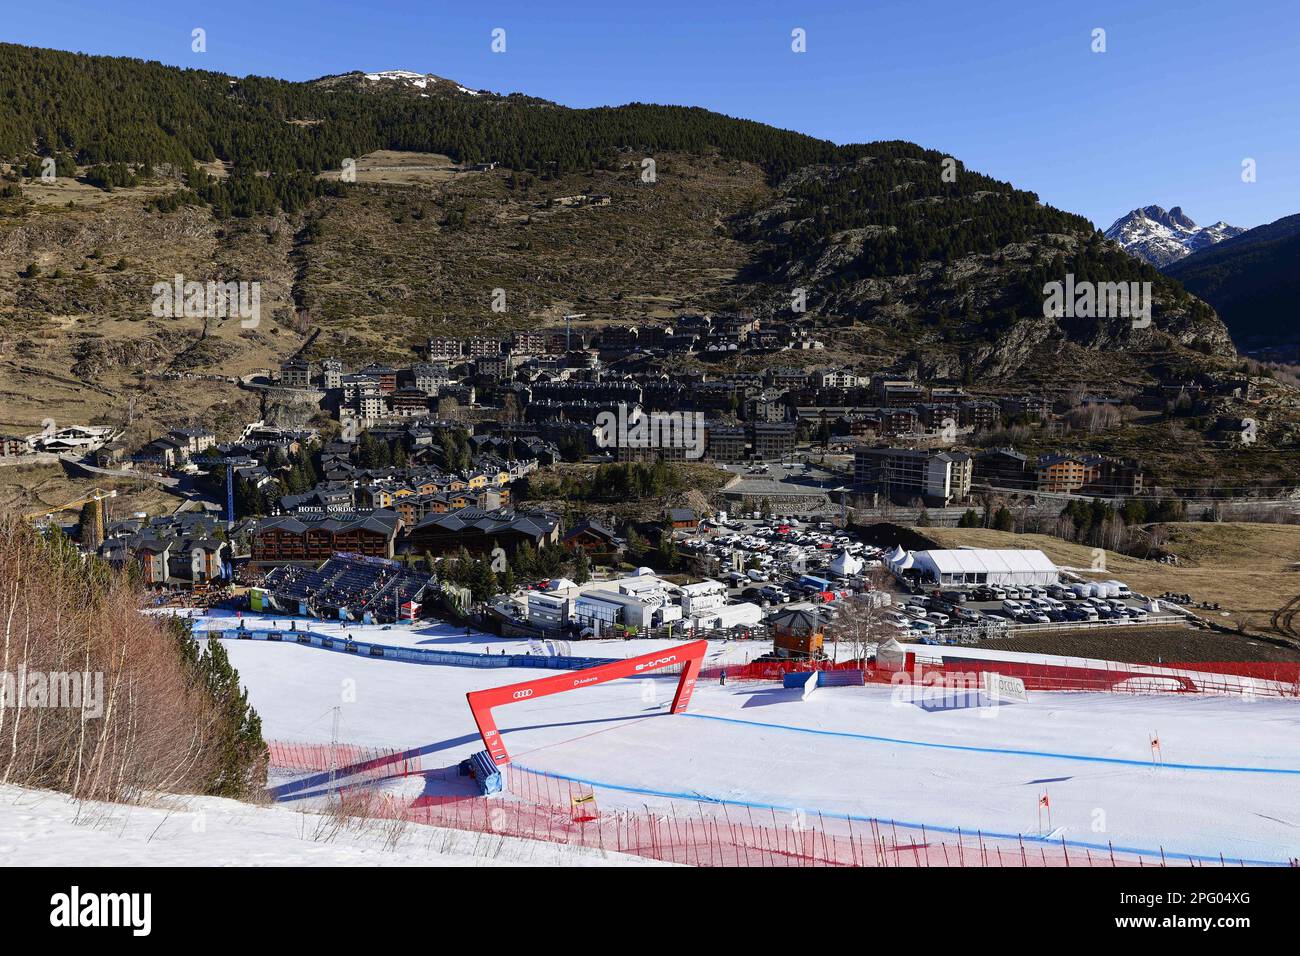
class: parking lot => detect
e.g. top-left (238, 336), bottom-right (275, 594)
top-left (717, 457), bottom-right (850, 515)
top-left (679, 511), bottom-right (872, 603)
top-left (888, 585), bottom-right (1164, 641)
top-left (677, 513), bottom-right (1171, 644)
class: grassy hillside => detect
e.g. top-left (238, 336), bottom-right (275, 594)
top-left (2, 41), bottom-right (1296, 513)
top-left (0, 42), bottom-right (1244, 385)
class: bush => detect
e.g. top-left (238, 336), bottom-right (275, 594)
top-left (0, 518), bottom-right (266, 801)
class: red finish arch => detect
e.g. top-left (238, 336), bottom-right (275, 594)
top-left (467, 640), bottom-right (709, 765)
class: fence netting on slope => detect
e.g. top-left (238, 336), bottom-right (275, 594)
top-left (265, 741), bottom-right (1293, 867)
top-left (267, 741), bottom-right (426, 792)
top-left (706, 657), bottom-right (1300, 698)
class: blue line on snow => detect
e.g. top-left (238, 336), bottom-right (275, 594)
top-left (510, 762), bottom-right (1291, 867)
top-left (680, 712), bottom-right (1300, 775)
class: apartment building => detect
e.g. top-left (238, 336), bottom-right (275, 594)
top-left (853, 446), bottom-right (973, 504)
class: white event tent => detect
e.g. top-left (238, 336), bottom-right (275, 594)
top-left (908, 548), bottom-right (1059, 587)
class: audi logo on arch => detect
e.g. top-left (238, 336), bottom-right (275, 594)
top-left (466, 641), bottom-right (706, 765)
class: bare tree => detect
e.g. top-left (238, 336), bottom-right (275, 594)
top-left (826, 566), bottom-right (899, 664)
top-left (0, 518), bottom-right (261, 802)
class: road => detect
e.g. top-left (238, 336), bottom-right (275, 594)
top-left (60, 454), bottom-right (180, 488)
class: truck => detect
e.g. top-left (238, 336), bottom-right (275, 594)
top-left (797, 574), bottom-right (833, 593)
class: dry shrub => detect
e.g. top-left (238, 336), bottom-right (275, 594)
top-left (0, 516), bottom-right (266, 802)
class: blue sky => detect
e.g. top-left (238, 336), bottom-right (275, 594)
top-left (5, 0), bottom-right (1297, 228)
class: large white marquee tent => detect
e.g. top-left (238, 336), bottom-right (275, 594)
top-left (904, 548), bottom-right (1059, 587)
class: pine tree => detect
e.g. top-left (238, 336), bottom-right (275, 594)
top-left (194, 632), bottom-right (267, 797)
top-left (572, 548), bottom-right (591, 585)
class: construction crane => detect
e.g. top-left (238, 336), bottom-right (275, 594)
top-left (563, 313), bottom-right (586, 351)
top-left (25, 488), bottom-right (118, 543)
top-left (202, 457), bottom-right (257, 530)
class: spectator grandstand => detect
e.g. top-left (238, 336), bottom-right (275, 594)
top-left (258, 553), bottom-right (436, 623)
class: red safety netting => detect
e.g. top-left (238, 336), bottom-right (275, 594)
top-left (268, 741), bottom-right (425, 781)
top-left (699, 655), bottom-right (1300, 697)
top-left (266, 742), bottom-right (1293, 867)
top-left (879, 655), bottom-right (1300, 698)
top-left (700, 658), bottom-right (868, 682)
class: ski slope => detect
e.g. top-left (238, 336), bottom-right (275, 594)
top-left (0, 783), bottom-right (666, 867)
top-left (174, 607), bottom-right (762, 664)
top-left (220, 632), bottom-right (1300, 866)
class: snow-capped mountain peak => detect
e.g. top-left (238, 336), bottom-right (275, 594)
top-left (339, 69), bottom-right (483, 96)
top-left (1104, 205), bottom-right (1246, 268)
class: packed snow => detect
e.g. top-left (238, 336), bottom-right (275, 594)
top-left (0, 784), bottom-right (668, 866)
top-left (174, 606), bottom-right (763, 664)
top-left (209, 617), bottom-right (1300, 866)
